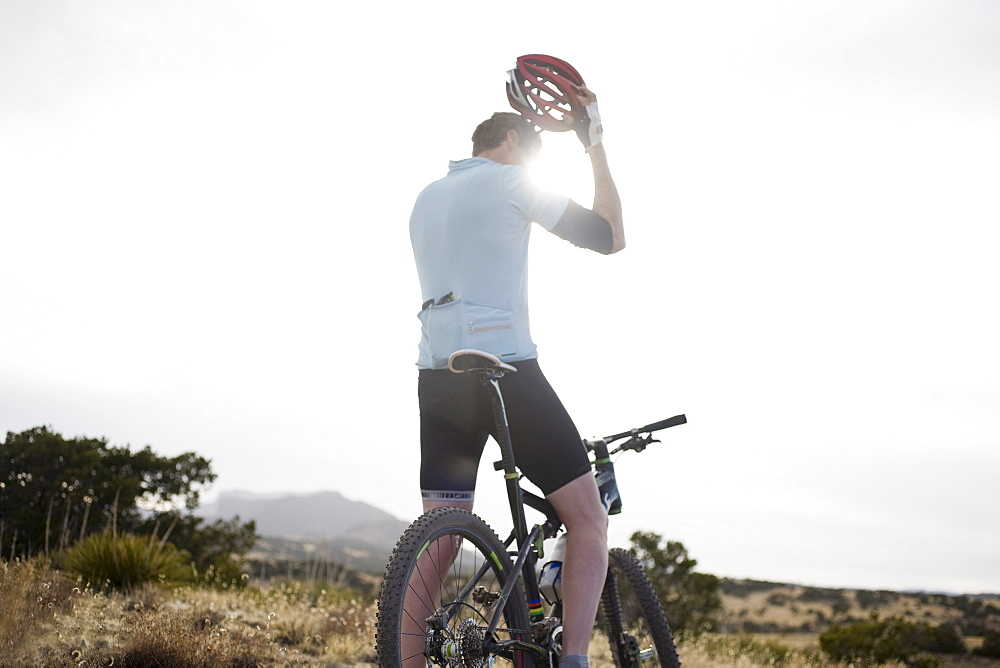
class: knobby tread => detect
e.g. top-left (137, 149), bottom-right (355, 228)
top-left (375, 506), bottom-right (532, 667)
top-left (599, 547), bottom-right (681, 668)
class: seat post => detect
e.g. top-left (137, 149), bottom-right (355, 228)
top-left (478, 369), bottom-right (548, 625)
top-left (480, 375), bottom-right (530, 547)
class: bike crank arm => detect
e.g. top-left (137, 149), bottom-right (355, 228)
top-left (486, 637), bottom-right (550, 662)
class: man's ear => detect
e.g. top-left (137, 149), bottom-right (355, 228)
top-left (506, 129), bottom-right (520, 147)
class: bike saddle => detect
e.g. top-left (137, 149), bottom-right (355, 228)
top-left (447, 349), bottom-right (518, 375)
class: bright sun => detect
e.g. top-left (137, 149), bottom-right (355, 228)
top-left (530, 131), bottom-right (599, 205)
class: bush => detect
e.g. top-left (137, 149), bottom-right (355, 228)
top-left (767, 592), bottom-right (789, 606)
top-left (719, 579), bottom-right (784, 597)
top-left (856, 589), bottom-right (899, 610)
top-left (974, 629), bottom-right (1000, 658)
top-left (629, 532), bottom-right (722, 637)
top-left (798, 586), bottom-right (849, 606)
top-left (136, 512), bottom-right (258, 589)
top-left (820, 616), bottom-right (966, 666)
top-left (63, 531), bottom-right (195, 591)
top-left (919, 623), bottom-right (965, 654)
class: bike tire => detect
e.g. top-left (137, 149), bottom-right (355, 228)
top-left (598, 547), bottom-right (681, 668)
top-left (376, 507), bottom-right (534, 667)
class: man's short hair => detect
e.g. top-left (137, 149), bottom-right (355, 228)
top-left (472, 112), bottom-right (542, 156)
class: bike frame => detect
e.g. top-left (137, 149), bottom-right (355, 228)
top-left (446, 362), bottom-right (687, 663)
top-left (477, 370), bottom-right (553, 658)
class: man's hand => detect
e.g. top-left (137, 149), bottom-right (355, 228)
top-left (570, 86), bottom-right (603, 152)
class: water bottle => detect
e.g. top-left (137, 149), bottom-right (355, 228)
top-left (538, 533), bottom-right (567, 604)
top-left (591, 439), bottom-right (622, 515)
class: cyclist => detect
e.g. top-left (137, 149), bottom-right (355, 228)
top-left (409, 86), bottom-right (624, 668)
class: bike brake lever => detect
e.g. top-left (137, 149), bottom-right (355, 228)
top-left (637, 436), bottom-right (660, 453)
top-left (617, 436), bottom-right (642, 452)
top-left (628, 435), bottom-right (659, 453)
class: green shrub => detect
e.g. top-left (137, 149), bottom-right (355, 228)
top-left (719, 579), bottom-right (785, 597)
top-left (136, 512), bottom-right (258, 589)
top-left (974, 629), bottom-right (1000, 658)
top-left (820, 616), bottom-right (966, 666)
top-left (856, 589), bottom-right (899, 610)
top-left (767, 592), bottom-right (789, 606)
top-left (629, 532), bottom-right (722, 637)
top-left (832, 599), bottom-right (851, 616)
top-left (193, 554), bottom-right (250, 590)
top-left (919, 623), bottom-right (965, 654)
top-left (63, 531), bottom-right (195, 591)
top-left (798, 586), bottom-right (848, 605)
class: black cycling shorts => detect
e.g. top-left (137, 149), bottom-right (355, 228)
top-left (418, 359), bottom-right (592, 499)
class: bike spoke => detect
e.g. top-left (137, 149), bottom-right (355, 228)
top-left (377, 508), bottom-right (531, 667)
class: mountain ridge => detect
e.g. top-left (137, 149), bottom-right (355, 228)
top-left (200, 489), bottom-right (410, 572)
top-left (200, 489), bottom-right (406, 539)
top-left (202, 491), bottom-right (1000, 599)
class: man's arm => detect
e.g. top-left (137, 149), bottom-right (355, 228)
top-left (555, 86), bottom-right (625, 254)
top-left (550, 201), bottom-right (614, 254)
top-left (588, 142), bottom-right (624, 253)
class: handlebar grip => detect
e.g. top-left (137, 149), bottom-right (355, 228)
top-left (603, 414), bottom-right (687, 442)
top-left (641, 414), bottom-right (687, 432)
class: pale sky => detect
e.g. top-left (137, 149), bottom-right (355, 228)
top-left (2, 0), bottom-right (998, 594)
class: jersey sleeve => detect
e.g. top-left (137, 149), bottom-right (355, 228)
top-left (549, 200), bottom-right (615, 254)
top-left (502, 166), bottom-right (570, 231)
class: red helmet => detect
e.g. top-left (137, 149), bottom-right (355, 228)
top-left (506, 54), bottom-right (586, 132)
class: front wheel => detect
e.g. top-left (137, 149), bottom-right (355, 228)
top-left (376, 507), bottom-right (533, 667)
top-left (598, 547), bottom-right (681, 667)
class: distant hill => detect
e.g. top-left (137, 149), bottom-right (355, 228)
top-left (718, 578), bottom-right (1000, 636)
top-left (202, 492), bottom-right (1000, 626)
top-left (200, 490), bottom-right (411, 573)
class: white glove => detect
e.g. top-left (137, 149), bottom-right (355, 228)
top-left (574, 102), bottom-right (603, 152)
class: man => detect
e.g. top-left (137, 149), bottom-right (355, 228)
top-left (409, 87), bottom-right (624, 667)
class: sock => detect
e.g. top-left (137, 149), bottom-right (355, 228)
top-left (559, 655), bottom-right (589, 668)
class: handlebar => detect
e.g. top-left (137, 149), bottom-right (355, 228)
top-left (584, 414), bottom-right (687, 455)
top-left (523, 414), bottom-right (687, 530)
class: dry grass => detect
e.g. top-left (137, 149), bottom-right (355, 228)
top-left (667, 634), bottom-right (1000, 668)
top-left (616, 634), bottom-right (1000, 668)
top-left (670, 634), bottom-right (834, 667)
top-left (595, 632), bottom-right (865, 667)
top-left (1, 559), bottom-right (78, 658)
top-left (0, 559), bottom-right (376, 667)
top-left (4, 559), bottom-right (999, 667)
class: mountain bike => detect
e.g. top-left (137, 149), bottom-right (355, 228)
top-left (377, 350), bottom-right (687, 667)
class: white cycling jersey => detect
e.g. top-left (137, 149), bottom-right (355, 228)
top-left (409, 157), bottom-right (569, 369)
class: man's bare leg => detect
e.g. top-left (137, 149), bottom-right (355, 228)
top-left (399, 500), bottom-right (475, 667)
top-left (545, 473), bottom-right (609, 660)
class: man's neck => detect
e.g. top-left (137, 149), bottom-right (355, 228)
top-left (475, 148), bottom-right (518, 166)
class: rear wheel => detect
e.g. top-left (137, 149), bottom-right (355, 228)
top-left (376, 507), bottom-right (533, 667)
top-left (598, 547), bottom-right (680, 667)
